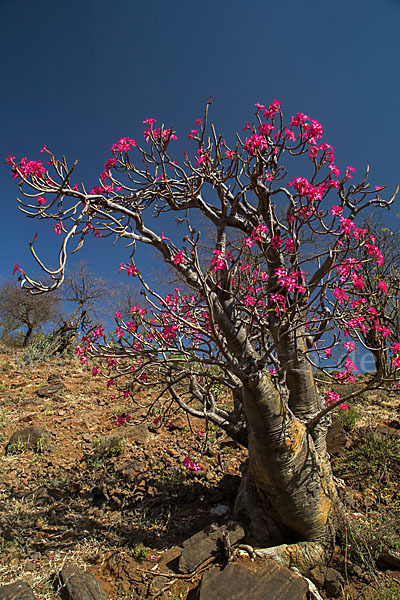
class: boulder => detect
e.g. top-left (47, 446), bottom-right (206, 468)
top-left (198, 561), bottom-right (309, 600)
top-left (179, 521), bottom-right (245, 573)
top-left (6, 426), bottom-right (51, 454)
top-left (0, 581), bottom-right (36, 600)
top-left (58, 563), bottom-right (106, 600)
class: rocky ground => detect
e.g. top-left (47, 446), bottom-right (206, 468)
top-left (0, 348), bottom-right (400, 599)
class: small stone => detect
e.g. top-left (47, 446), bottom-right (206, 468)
top-left (168, 415), bottom-right (186, 431)
top-left (310, 566), bottom-right (344, 597)
top-left (324, 568), bottom-right (344, 597)
top-left (210, 504), bottom-right (230, 517)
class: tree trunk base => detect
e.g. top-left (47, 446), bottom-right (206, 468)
top-left (251, 542), bottom-right (331, 575)
top-left (234, 462), bottom-right (337, 574)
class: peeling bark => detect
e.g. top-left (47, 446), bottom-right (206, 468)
top-left (234, 368), bottom-right (341, 570)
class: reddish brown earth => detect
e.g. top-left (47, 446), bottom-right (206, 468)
top-left (0, 350), bottom-right (399, 599)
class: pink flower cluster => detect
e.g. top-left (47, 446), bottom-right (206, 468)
top-left (288, 176), bottom-right (338, 202)
top-left (111, 137), bottom-right (136, 153)
top-left (325, 390), bottom-right (348, 412)
top-left (275, 268), bottom-right (306, 293)
top-left (12, 157), bottom-right (47, 180)
top-left (183, 456), bottom-right (201, 471)
top-left (143, 119), bottom-right (177, 144)
top-left (115, 413), bottom-right (132, 426)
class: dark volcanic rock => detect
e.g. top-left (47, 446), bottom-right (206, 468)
top-left (198, 561), bottom-right (309, 600)
top-left (377, 549), bottom-right (400, 570)
top-left (6, 425), bottom-right (51, 454)
top-left (0, 581), bottom-right (36, 600)
top-left (326, 415), bottom-right (347, 455)
top-left (178, 521), bottom-right (245, 573)
top-left (58, 563), bottom-right (107, 600)
top-left (310, 566), bottom-right (344, 597)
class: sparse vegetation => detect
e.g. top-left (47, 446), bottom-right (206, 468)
top-left (368, 579), bottom-right (400, 599)
top-left (0, 350), bottom-right (400, 599)
top-left (18, 331), bottom-right (53, 366)
top-left (336, 402), bottom-right (361, 431)
top-left (129, 543), bottom-right (148, 560)
top-left (93, 433), bottom-right (126, 460)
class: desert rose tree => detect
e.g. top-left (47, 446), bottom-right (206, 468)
top-left (7, 98), bottom-right (400, 571)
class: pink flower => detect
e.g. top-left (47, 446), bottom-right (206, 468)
top-left (173, 251), bottom-right (186, 265)
top-left (393, 356), bottom-right (400, 369)
top-left (285, 239), bottom-right (295, 252)
top-left (37, 196), bottom-right (46, 205)
top-left (330, 205), bottom-right (343, 216)
top-left (328, 164), bottom-right (341, 177)
top-left (12, 261), bottom-right (22, 275)
top-left (270, 235), bottom-right (282, 250)
top-left (92, 366), bottom-right (99, 377)
top-left (324, 348), bottom-right (332, 358)
top-left (365, 244), bottom-right (384, 267)
top-left (188, 129), bottom-right (199, 139)
top-left (53, 221), bottom-right (62, 235)
top-left (127, 264), bottom-right (140, 277)
top-left (289, 113), bottom-right (309, 128)
top-left (378, 280), bottom-right (388, 294)
top-left (115, 312), bottom-right (121, 319)
top-left (264, 99), bottom-right (281, 120)
top-left (344, 341), bottom-right (355, 352)
top-left (160, 233), bottom-right (170, 244)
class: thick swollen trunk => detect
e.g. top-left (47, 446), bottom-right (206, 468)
top-left (234, 368), bottom-right (340, 573)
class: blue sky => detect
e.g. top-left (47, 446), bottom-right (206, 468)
top-left (1, 0), bottom-right (400, 292)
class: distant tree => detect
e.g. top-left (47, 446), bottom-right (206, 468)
top-left (353, 216), bottom-right (400, 374)
top-left (7, 98), bottom-right (400, 571)
top-left (62, 260), bottom-right (117, 327)
top-left (0, 280), bottom-right (60, 346)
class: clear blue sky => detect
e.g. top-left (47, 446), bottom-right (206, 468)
top-left (1, 0), bottom-right (400, 289)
